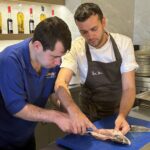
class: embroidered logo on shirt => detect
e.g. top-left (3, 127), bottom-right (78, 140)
top-left (92, 71), bottom-right (103, 76)
top-left (45, 72), bottom-right (56, 78)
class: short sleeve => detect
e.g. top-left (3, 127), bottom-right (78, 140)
top-left (120, 38), bottom-right (139, 73)
top-left (61, 42), bottom-right (78, 75)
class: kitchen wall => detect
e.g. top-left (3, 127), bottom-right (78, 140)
top-left (1, 1), bottom-right (150, 48)
top-left (66, 0), bottom-right (150, 47)
top-left (66, 0), bottom-right (135, 39)
top-left (0, 0), bottom-right (80, 84)
top-left (0, 0), bottom-right (78, 48)
top-left (81, 0), bottom-right (135, 39)
top-left (133, 0), bottom-right (150, 48)
top-left (1, 0), bottom-right (150, 80)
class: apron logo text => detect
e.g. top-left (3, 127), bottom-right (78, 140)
top-left (91, 71), bottom-right (103, 76)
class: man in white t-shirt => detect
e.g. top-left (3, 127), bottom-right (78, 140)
top-left (55, 3), bottom-right (138, 135)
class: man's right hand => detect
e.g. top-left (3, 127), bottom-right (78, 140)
top-left (67, 105), bottom-right (97, 134)
top-left (53, 110), bottom-right (73, 133)
top-left (53, 108), bottom-right (96, 135)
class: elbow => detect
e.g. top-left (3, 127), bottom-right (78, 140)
top-left (55, 80), bottom-right (65, 92)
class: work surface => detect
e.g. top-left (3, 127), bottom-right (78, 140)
top-left (56, 115), bottom-right (150, 150)
top-left (41, 107), bottom-right (150, 150)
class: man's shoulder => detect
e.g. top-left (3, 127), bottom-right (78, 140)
top-left (110, 33), bottom-right (132, 43)
top-left (0, 40), bottom-right (28, 67)
top-left (110, 33), bottom-right (134, 54)
top-left (69, 36), bottom-right (86, 53)
top-left (72, 36), bottom-right (85, 45)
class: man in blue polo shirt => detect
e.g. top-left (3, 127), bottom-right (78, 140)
top-left (0, 16), bottom-right (95, 150)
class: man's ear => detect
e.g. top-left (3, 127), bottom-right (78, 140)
top-left (32, 41), bottom-right (43, 52)
top-left (101, 17), bottom-right (106, 28)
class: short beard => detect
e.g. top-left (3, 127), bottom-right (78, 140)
top-left (95, 31), bottom-right (106, 48)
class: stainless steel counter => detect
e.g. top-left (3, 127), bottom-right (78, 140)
top-left (129, 106), bottom-right (150, 121)
top-left (130, 90), bottom-right (150, 122)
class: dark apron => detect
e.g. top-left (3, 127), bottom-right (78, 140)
top-left (79, 35), bottom-right (122, 122)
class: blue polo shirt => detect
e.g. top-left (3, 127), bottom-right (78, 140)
top-left (0, 38), bottom-right (60, 147)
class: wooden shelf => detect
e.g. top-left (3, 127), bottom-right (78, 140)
top-left (0, 34), bottom-right (33, 40)
top-left (19, 0), bottom-right (65, 5)
top-left (0, 0), bottom-right (65, 40)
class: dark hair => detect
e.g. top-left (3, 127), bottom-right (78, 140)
top-left (32, 16), bottom-right (72, 52)
top-left (74, 3), bottom-right (103, 22)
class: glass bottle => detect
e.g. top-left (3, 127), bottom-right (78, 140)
top-left (0, 12), bottom-right (2, 33)
top-left (40, 6), bottom-right (46, 22)
top-left (17, 4), bottom-right (24, 33)
top-left (7, 5), bottom-right (13, 34)
top-left (29, 7), bottom-right (34, 34)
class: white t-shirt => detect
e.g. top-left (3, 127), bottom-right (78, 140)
top-left (61, 33), bottom-right (139, 84)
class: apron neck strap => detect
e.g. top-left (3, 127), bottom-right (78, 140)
top-left (85, 34), bottom-right (122, 63)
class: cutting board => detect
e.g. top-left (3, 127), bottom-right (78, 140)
top-left (56, 115), bottom-right (150, 150)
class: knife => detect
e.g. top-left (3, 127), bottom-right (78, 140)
top-left (130, 125), bottom-right (150, 132)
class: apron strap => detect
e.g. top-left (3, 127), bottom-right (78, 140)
top-left (110, 34), bottom-right (122, 63)
top-left (85, 33), bottom-right (122, 64)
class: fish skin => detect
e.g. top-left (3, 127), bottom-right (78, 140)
top-left (88, 129), bottom-right (131, 145)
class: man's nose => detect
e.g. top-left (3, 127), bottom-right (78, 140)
top-left (87, 31), bottom-right (94, 39)
top-left (54, 57), bottom-right (61, 65)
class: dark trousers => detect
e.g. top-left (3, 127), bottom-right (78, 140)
top-left (0, 136), bottom-right (36, 150)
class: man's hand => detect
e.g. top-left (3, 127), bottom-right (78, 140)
top-left (68, 105), bottom-right (97, 135)
top-left (115, 114), bottom-right (130, 135)
top-left (116, 71), bottom-right (136, 135)
top-left (53, 109), bottom-right (96, 134)
top-left (53, 110), bottom-right (73, 133)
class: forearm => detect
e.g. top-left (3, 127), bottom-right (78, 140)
top-left (55, 85), bottom-right (81, 114)
top-left (55, 68), bottom-right (80, 113)
top-left (54, 69), bottom-right (96, 133)
top-left (14, 103), bottom-right (64, 124)
top-left (49, 93), bottom-right (61, 108)
top-left (119, 87), bottom-right (136, 117)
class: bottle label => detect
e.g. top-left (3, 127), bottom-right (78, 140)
top-left (29, 22), bottom-right (34, 31)
top-left (8, 21), bottom-right (13, 30)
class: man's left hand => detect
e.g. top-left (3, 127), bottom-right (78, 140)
top-left (114, 114), bottom-right (130, 135)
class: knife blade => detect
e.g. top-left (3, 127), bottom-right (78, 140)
top-left (130, 125), bottom-right (150, 132)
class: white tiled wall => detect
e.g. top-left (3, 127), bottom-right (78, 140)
top-left (0, 40), bottom-right (22, 52)
top-left (133, 0), bottom-right (150, 46)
